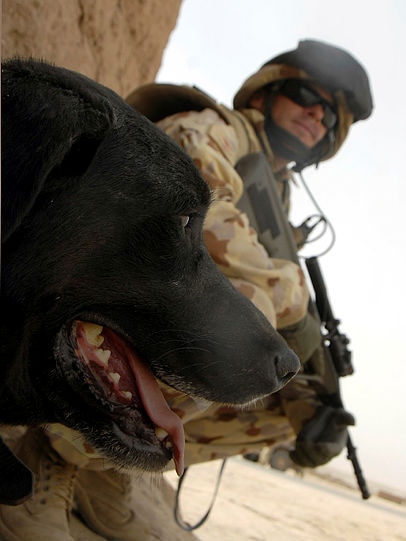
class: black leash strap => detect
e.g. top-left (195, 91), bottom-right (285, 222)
top-left (174, 458), bottom-right (227, 531)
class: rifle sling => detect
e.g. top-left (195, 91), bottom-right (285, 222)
top-left (236, 152), bottom-right (299, 263)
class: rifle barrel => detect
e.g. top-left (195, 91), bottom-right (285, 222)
top-left (347, 434), bottom-right (371, 499)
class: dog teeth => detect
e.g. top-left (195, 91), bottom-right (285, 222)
top-left (83, 322), bottom-right (104, 347)
top-left (121, 391), bottom-right (133, 401)
top-left (109, 372), bottom-right (121, 384)
top-left (164, 439), bottom-right (173, 451)
top-left (97, 349), bottom-right (111, 366)
top-left (155, 428), bottom-right (169, 441)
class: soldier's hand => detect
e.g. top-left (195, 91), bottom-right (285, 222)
top-left (289, 406), bottom-right (355, 468)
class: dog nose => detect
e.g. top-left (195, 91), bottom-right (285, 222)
top-left (273, 350), bottom-right (300, 389)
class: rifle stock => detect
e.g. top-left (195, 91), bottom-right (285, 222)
top-left (236, 152), bottom-right (370, 499)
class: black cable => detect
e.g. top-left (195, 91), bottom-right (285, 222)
top-left (174, 459), bottom-right (227, 531)
top-left (296, 170), bottom-right (336, 258)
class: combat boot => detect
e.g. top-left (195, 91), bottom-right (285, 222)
top-left (0, 427), bottom-right (78, 541)
top-left (75, 468), bottom-right (150, 541)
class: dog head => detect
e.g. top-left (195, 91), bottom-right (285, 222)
top-left (1, 59), bottom-right (299, 485)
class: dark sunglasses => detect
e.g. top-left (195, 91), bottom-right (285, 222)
top-left (278, 80), bottom-right (337, 130)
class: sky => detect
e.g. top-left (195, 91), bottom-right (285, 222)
top-left (156, 0), bottom-right (406, 493)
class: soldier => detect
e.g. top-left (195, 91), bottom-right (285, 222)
top-left (0, 39), bottom-right (373, 541)
top-left (126, 39), bottom-right (373, 468)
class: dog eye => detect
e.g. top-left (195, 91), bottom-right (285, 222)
top-left (180, 215), bottom-right (190, 229)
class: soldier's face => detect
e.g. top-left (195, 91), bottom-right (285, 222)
top-left (250, 83), bottom-right (334, 149)
top-left (271, 83), bottom-right (334, 148)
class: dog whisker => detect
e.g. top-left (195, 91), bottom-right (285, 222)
top-left (152, 345), bottom-right (212, 363)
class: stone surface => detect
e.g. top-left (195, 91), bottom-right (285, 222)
top-left (2, 0), bottom-right (182, 97)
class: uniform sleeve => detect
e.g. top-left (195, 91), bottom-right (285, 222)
top-left (157, 109), bottom-right (309, 329)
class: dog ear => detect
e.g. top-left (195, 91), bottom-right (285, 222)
top-left (0, 436), bottom-right (34, 505)
top-left (1, 59), bottom-right (116, 242)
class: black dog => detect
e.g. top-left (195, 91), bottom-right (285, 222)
top-left (1, 59), bottom-right (299, 503)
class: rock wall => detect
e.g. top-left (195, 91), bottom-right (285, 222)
top-left (2, 0), bottom-right (182, 97)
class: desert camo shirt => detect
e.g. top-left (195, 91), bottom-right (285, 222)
top-left (157, 107), bottom-right (309, 330)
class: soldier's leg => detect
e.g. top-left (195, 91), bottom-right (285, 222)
top-left (182, 401), bottom-right (295, 466)
top-left (47, 424), bottom-right (150, 541)
top-left (0, 426), bottom-right (79, 541)
top-left (0, 424), bottom-right (149, 541)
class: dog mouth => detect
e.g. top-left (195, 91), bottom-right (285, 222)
top-left (54, 320), bottom-right (185, 475)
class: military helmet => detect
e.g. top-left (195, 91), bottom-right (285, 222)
top-left (233, 39), bottom-right (373, 168)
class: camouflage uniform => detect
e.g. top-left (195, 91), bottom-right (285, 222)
top-left (154, 104), bottom-right (324, 467)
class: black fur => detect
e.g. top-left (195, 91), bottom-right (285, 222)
top-left (1, 59), bottom-right (299, 502)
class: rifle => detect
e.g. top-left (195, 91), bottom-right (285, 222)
top-left (236, 152), bottom-right (370, 499)
top-left (305, 256), bottom-right (370, 499)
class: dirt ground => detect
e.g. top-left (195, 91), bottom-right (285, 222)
top-left (70, 457), bottom-right (406, 541)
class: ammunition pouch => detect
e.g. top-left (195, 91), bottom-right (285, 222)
top-left (290, 406), bottom-right (355, 468)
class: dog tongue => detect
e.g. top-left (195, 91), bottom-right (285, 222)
top-left (125, 346), bottom-right (185, 476)
top-left (76, 321), bottom-right (185, 475)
